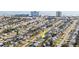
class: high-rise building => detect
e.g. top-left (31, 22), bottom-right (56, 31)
top-left (56, 11), bottom-right (62, 17)
top-left (31, 11), bottom-right (39, 17)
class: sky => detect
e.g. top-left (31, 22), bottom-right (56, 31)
top-left (0, 11), bottom-right (79, 16)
